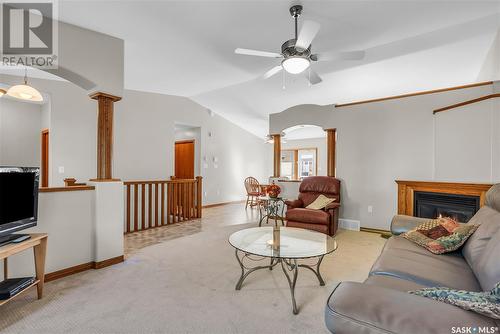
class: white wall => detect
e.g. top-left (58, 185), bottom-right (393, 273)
top-left (1, 74), bottom-right (272, 204)
top-left (115, 90), bottom-right (272, 205)
top-left (270, 83), bottom-right (499, 230)
top-left (0, 98), bottom-right (42, 167)
top-left (0, 74), bottom-right (96, 187)
top-left (2, 190), bottom-right (95, 277)
top-left (434, 99), bottom-right (495, 181)
top-left (281, 137), bottom-right (327, 177)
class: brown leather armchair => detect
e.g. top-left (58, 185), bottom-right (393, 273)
top-left (285, 176), bottom-right (340, 236)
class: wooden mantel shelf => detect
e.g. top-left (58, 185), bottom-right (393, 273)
top-left (396, 180), bottom-right (493, 216)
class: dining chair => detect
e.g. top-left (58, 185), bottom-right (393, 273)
top-left (244, 177), bottom-right (264, 209)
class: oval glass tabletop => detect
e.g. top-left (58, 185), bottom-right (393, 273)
top-left (229, 226), bottom-right (337, 259)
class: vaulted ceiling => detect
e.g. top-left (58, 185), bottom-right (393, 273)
top-left (4, 1), bottom-right (500, 138)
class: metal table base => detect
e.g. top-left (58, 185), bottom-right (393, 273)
top-left (234, 249), bottom-right (325, 314)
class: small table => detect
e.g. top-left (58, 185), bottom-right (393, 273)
top-left (258, 196), bottom-right (285, 227)
top-left (229, 227), bottom-right (337, 314)
top-left (0, 233), bottom-right (48, 305)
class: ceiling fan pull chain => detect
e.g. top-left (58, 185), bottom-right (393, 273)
top-left (282, 70), bottom-right (286, 90)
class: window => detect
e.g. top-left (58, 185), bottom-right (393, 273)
top-left (280, 150), bottom-right (295, 180)
top-left (281, 148), bottom-right (317, 180)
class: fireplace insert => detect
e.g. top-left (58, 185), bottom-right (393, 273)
top-left (413, 191), bottom-right (480, 223)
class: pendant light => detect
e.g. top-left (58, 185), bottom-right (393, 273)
top-left (6, 68), bottom-right (43, 102)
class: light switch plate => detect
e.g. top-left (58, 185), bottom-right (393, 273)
top-left (58, 166), bottom-right (65, 174)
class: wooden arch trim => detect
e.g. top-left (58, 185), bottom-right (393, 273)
top-left (335, 81), bottom-right (493, 108)
top-left (433, 93), bottom-right (500, 114)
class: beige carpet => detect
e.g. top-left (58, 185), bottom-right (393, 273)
top-left (0, 204), bottom-right (386, 334)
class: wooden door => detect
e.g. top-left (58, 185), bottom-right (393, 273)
top-left (175, 140), bottom-right (195, 179)
top-left (41, 129), bottom-right (49, 187)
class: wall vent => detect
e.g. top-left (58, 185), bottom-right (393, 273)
top-left (339, 219), bottom-right (360, 231)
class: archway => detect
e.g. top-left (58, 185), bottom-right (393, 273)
top-left (280, 125), bottom-right (325, 180)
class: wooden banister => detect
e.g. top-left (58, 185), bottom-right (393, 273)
top-left (123, 177), bottom-right (203, 233)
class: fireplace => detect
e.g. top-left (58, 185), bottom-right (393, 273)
top-left (396, 180), bottom-right (492, 219)
top-left (413, 191), bottom-right (480, 223)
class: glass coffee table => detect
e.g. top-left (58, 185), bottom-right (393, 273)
top-left (228, 226), bottom-right (338, 314)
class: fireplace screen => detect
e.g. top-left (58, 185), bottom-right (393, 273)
top-left (413, 191), bottom-right (480, 223)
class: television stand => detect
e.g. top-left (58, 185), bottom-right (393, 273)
top-left (0, 233), bottom-right (47, 305)
top-left (0, 234), bottom-right (31, 248)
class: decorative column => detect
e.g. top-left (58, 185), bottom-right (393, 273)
top-left (326, 128), bottom-right (336, 177)
top-left (272, 133), bottom-right (281, 178)
top-left (90, 92), bottom-right (121, 180)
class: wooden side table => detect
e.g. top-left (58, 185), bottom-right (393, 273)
top-left (0, 233), bottom-right (48, 305)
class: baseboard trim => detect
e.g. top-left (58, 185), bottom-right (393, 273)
top-left (360, 227), bottom-right (392, 238)
top-left (44, 255), bottom-right (124, 282)
top-left (94, 255), bottom-right (124, 269)
top-left (45, 262), bottom-right (94, 282)
top-left (202, 200), bottom-right (245, 209)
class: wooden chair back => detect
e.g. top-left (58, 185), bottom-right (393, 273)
top-left (244, 177), bottom-right (261, 195)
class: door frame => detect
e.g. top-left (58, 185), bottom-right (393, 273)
top-left (41, 129), bottom-right (49, 187)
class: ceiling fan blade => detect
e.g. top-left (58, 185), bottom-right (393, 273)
top-left (313, 50), bottom-right (365, 61)
top-left (339, 50), bottom-right (365, 60)
top-left (235, 48), bottom-right (282, 58)
top-left (295, 20), bottom-right (320, 51)
top-left (261, 66), bottom-right (282, 80)
top-left (305, 68), bottom-right (322, 85)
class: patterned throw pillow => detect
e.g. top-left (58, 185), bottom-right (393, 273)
top-left (402, 217), bottom-right (478, 254)
top-left (409, 282), bottom-right (500, 319)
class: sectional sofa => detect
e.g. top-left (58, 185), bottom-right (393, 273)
top-left (325, 184), bottom-right (500, 333)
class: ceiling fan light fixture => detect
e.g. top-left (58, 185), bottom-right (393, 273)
top-left (0, 88), bottom-right (6, 97)
top-left (282, 57), bottom-right (310, 74)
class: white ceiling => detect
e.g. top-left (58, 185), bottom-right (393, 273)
top-left (4, 1), bottom-right (500, 138)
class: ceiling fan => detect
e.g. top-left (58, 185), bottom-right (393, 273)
top-left (234, 5), bottom-right (365, 85)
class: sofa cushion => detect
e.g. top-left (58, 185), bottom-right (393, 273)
top-left (402, 217), bottom-right (478, 254)
top-left (383, 236), bottom-right (475, 269)
top-left (410, 282), bottom-right (500, 319)
top-left (462, 206), bottom-right (500, 276)
top-left (485, 184), bottom-right (500, 212)
top-left (365, 274), bottom-right (426, 292)
top-left (285, 208), bottom-right (329, 225)
top-left (325, 282), bottom-right (498, 334)
top-left (370, 238), bottom-right (481, 291)
top-left (474, 228), bottom-right (500, 291)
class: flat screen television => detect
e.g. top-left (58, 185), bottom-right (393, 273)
top-left (0, 167), bottom-right (39, 237)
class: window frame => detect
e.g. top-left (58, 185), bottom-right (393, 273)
top-left (280, 147), bottom-right (318, 180)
